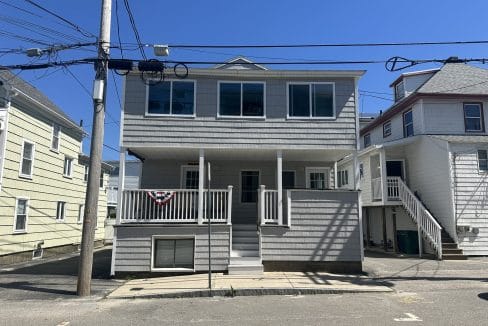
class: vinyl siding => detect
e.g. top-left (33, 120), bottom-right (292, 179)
top-left (113, 225), bottom-right (230, 272)
top-left (261, 190), bottom-right (361, 262)
top-left (451, 143), bottom-right (488, 255)
top-left (0, 105), bottom-right (107, 256)
top-left (122, 74), bottom-right (358, 150)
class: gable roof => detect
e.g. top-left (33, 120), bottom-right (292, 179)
top-left (213, 57), bottom-right (268, 70)
top-left (0, 70), bottom-right (83, 133)
top-left (361, 63), bottom-right (488, 135)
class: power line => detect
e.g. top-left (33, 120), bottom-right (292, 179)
top-left (114, 0), bottom-right (124, 58)
top-left (359, 93), bottom-right (393, 102)
top-left (122, 0), bottom-right (146, 60)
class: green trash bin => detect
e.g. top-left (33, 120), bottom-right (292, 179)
top-left (396, 230), bottom-right (419, 255)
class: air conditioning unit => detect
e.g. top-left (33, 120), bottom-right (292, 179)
top-left (456, 225), bottom-right (470, 234)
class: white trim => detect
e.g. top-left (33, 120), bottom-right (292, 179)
top-left (239, 169), bottom-right (261, 204)
top-left (286, 82), bottom-right (336, 120)
top-left (277, 150), bottom-right (283, 225)
top-left (0, 106), bottom-right (10, 191)
top-left (119, 75), bottom-right (126, 148)
top-left (217, 80), bottom-right (266, 118)
top-left (77, 204), bottom-right (85, 224)
top-left (134, 69), bottom-right (365, 78)
top-left (18, 139), bottom-right (35, 179)
top-left (180, 164), bottom-right (199, 189)
top-left (198, 149), bottom-right (204, 224)
top-left (110, 228), bottom-right (117, 276)
top-left (63, 155), bottom-right (74, 178)
top-left (305, 167), bottom-right (331, 189)
top-left (115, 148), bottom-right (126, 225)
top-left (150, 235), bottom-right (196, 272)
top-left (56, 201), bottom-right (66, 222)
top-left (144, 79), bottom-right (197, 118)
top-left (13, 196), bottom-right (29, 233)
top-left (50, 123), bottom-right (60, 153)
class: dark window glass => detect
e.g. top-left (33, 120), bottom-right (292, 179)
top-left (364, 134), bottom-right (371, 147)
top-left (289, 84), bottom-right (310, 117)
top-left (15, 199), bottom-right (27, 231)
top-left (148, 82), bottom-right (170, 114)
top-left (309, 172), bottom-right (326, 189)
top-left (220, 83), bottom-right (241, 116)
top-left (383, 121), bottom-right (391, 138)
top-left (21, 142), bottom-right (34, 176)
top-left (185, 170), bottom-right (199, 189)
top-left (282, 171), bottom-right (295, 189)
top-left (403, 110), bottom-right (414, 137)
top-left (172, 82), bottom-right (194, 115)
top-left (312, 84), bottom-right (334, 117)
top-left (478, 150), bottom-right (488, 171)
top-left (153, 239), bottom-right (194, 269)
top-left (395, 81), bottom-right (405, 101)
top-left (242, 83), bottom-right (264, 116)
top-left (241, 171), bottom-right (259, 202)
top-left (464, 103), bottom-right (484, 132)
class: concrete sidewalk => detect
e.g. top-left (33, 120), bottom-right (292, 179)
top-left (108, 272), bottom-right (393, 299)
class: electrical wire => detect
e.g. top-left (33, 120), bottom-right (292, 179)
top-left (114, 0), bottom-right (124, 58)
top-left (122, 0), bottom-right (146, 60)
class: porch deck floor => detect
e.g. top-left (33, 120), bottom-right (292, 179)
top-left (108, 272), bottom-right (392, 299)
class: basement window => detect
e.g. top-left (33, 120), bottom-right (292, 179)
top-left (152, 238), bottom-right (195, 271)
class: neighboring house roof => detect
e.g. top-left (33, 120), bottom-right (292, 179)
top-left (79, 154), bottom-right (114, 173)
top-left (213, 57), bottom-right (268, 70)
top-left (361, 63), bottom-right (488, 136)
top-left (0, 70), bottom-right (83, 133)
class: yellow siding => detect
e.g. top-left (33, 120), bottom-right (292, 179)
top-left (0, 105), bottom-right (107, 256)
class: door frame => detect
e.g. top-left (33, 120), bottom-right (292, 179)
top-left (386, 159), bottom-right (406, 180)
top-left (180, 165), bottom-right (199, 189)
top-left (239, 169), bottom-right (261, 204)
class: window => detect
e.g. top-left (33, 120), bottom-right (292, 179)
top-left (219, 82), bottom-right (264, 117)
top-left (78, 204), bottom-right (84, 224)
top-left (464, 103), bottom-right (484, 132)
top-left (14, 198), bottom-right (28, 232)
top-left (359, 163), bottom-right (364, 179)
top-left (338, 170), bottom-right (349, 187)
top-left (63, 156), bottom-right (73, 177)
top-left (478, 150), bottom-right (488, 171)
top-left (19, 140), bottom-right (34, 178)
top-left (241, 171), bottom-right (259, 202)
top-left (147, 80), bottom-right (195, 115)
top-left (395, 81), bottom-right (405, 101)
top-left (84, 166), bottom-right (89, 182)
top-left (153, 238), bottom-right (194, 270)
top-left (383, 121), bottom-right (392, 138)
top-left (56, 201), bottom-right (66, 221)
top-left (184, 170), bottom-right (199, 189)
top-left (364, 133), bottom-right (371, 148)
top-left (403, 110), bottom-right (414, 137)
top-left (306, 168), bottom-right (329, 189)
top-left (288, 83), bottom-right (335, 118)
top-left (51, 124), bottom-right (60, 151)
top-left (282, 171), bottom-right (295, 189)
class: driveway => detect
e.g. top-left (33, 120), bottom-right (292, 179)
top-left (0, 247), bottom-right (123, 300)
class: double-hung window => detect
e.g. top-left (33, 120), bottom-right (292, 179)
top-left (464, 103), bottom-right (484, 132)
top-left (478, 150), bottom-right (488, 172)
top-left (383, 121), bottom-right (392, 138)
top-left (19, 140), bottom-right (34, 178)
top-left (394, 81), bottom-right (405, 101)
top-left (147, 80), bottom-right (195, 116)
top-left (364, 133), bottom-right (371, 148)
top-left (56, 201), bottom-right (66, 221)
top-left (219, 82), bottom-right (265, 117)
top-left (403, 110), bottom-right (414, 137)
top-left (288, 83), bottom-right (335, 118)
top-left (14, 198), bottom-right (28, 233)
top-left (51, 124), bottom-right (60, 151)
top-left (306, 168), bottom-right (329, 190)
top-left (63, 156), bottom-right (73, 177)
top-left (338, 170), bottom-right (349, 187)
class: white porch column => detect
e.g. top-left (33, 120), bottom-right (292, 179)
top-left (277, 150), bottom-right (283, 225)
top-left (379, 148), bottom-right (388, 203)
top-left (115, 147), bottom-right (126, 225)
top-left (198, 149), bottom-right (205, 225)
top-left (353, 153), bottom-right (360, 191)
top-left (333, 161), bottom-right (338, 189)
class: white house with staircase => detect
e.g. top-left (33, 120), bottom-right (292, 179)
top-left (111, 58), bottom-right (365, 275)
top-left (339, 62), bottom-right (488, 260)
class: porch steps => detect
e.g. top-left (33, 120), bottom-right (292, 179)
top-left (441, 230), bottom-right (468, 260)
top-left (229, 224), bottom-right (263, 275)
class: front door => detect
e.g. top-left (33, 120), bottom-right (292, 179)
top-left (240, 170), bottom-right (259, 224)
top-left (181, 166), bottom-right (199, 189)
top-left (386, 160), bottom-right (404, 179)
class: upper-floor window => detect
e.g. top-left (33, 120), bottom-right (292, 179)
top-left (14, 197), bottom-right (28, 233)
top-left (395, 81), bottom-right (405, 101)
top-left (383, 121), bottom-right (392, 138)
top-left (464, 103), bottom-right (484, 133)
top-left (19, 140), bottom-right (35, 178)
top-left (478, 150), bottom-right (488, 171)
top-left (364, 133), bottom-right (371, 148)
top-left (51, 124), bottom-right (60, 151)
top-left (147, 80), bottom-right (195, 116)
top-left (219, 82), bottom-right (264, 117)
top-left (63, 156), bottom-right (73, 177)
top-left (403, 110), bottom-right (414, 137)
top-left (288, 83), bottom-right (335, 118)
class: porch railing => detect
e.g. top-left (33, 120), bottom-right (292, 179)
top-left (372, 177), bottom-right (382, 201)
top-left (386, 177), bottom-right (400, 200)
top-left (120, 187), bottom-right (232, 223)
top-left (260, 189), bottom-right (279, 224)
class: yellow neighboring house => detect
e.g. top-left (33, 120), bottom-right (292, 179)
top-left (0, 70), bottom-right (110, 264)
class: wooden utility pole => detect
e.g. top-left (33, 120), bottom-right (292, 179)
top-left (77, 0), bottom-right (111, 296)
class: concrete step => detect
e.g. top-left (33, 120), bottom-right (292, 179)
top-left (233, 224), bottom-right (257, 231)
top-left (442, 254), bottom-right (468, 260)
top-left (229, 257), bottom-right (261, 265)
top-left (231, 249), bottom-right (259, 257)
top-left (233, 243), bottom-right (259, 251)
top-left (442, 243), bottom-right (458, 249)
top-left (442, 248), bottom-right (463, 255)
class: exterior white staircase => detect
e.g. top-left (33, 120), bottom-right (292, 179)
top-left (228, 224), bottom-right (263, 275)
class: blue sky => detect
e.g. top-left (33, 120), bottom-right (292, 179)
top-left (1, 0), bottom-right (488, 160)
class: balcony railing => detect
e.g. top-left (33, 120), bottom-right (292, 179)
top-left (372, 177), bottom-right (382, 201)
top-left (120, 187), bottom-right (232, 223)
top-left (386, 177), bottom-right (401, 200)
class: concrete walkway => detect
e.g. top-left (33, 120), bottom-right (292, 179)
top-left (108, 272), bottom-right (392, 299)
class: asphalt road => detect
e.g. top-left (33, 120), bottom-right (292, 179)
top-left (0, 250), bottom-right (487, 325)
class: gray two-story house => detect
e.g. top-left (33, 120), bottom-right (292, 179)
top-left (111, 58), bottom-right (365, 275)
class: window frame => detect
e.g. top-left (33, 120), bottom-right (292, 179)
top-left (364, 133), bottom-right (371, 148)
top-left (394, 81), bottom-right (405, 101)
top-left (478, 149), bottom-right (488, 172)
top-left (217, 81), bottom-right (266, 119)
top-left (180, 165), bottom-right (199, 189)
top-left (145, 79), bottom-right (197, 117)
top-left (51, 123), bottom-right (61, 152)
top-left (151, 236), bottom-right (196, 272)
top-left (383, 121), bottom-right (392, 138)
top-left (78, 204), bottom-right (85, 224)
top-left (63, 156), bottom-right (73, 178)
top-left (403, 109), bottom-right (414, 138)
top-left (56, 201), bottom-right (66, 222)
top-left (83, 165), bottom-right (89, 182)
top-left (463, 102), bottom-right (485, 133)
top-left (240, 169), bottom-right (260, 204)
top-left (305, 167), bottom-right (331, 190)
top-left (13, 197), bottom-right (29, 233)
top-left (19, 140), bottom-right (35, 179)
top-left (287, 82), bottom-right (336, 120)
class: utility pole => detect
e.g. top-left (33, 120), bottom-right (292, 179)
top-left (77, 0), bottom-right (111, 296)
